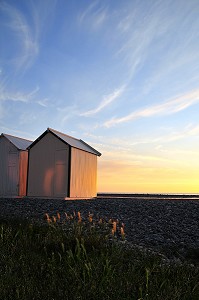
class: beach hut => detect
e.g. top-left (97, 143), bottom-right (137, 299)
top-left (0, 133), bottom-right (32, 197)
top-left (27, 128), bottom-right (101, 198)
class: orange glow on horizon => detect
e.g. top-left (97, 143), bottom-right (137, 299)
top-left (97, 159), bottom-right (199, 194)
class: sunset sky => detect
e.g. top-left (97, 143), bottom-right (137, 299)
top-left (1, 0), bottom-right (199, 193)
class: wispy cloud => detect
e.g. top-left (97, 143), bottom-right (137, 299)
top-left (0, 125), bottom-right (35, 140)
top-left (19, 111), bottom-right (38, 126)
top-left (0, 86), bottom-right (39, 103)
top-left (0, 103), bottom-right (4, 119)
top-left (36, 98), bottom-right (49, 107)
top-left (156, 124), bottom-right (199, 144)
top-left (0, 2), bottom-right (39, 71)
top-left (78, 1), bottom-right (98, 23)
top-left (85, 122), bottom-right (199, 157)
top-left (78, 1), bottom-right (108, 30)
top-left (115, 2), bottom-right (170, 79)
top-left (104, 89), bottom-right (199, 127)
top-left (80, 85), bottom-right (126, 117)
top-left (0, 86), bottom-right (48, 107)
top-left (128, 123), bottom-right (199, 146)
top-left (114, 0), bottom-right (199, 88)
top-left (56, 104), bottom-right (79, 125)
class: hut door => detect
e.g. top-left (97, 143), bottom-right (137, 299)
top-left (8, 152), bottom-right (18, 195)
top-left (54, 149), bottom-right (68, 197)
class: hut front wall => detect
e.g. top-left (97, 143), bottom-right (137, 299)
top-left (0, 137), bottom-right (19, 196)
top-left (70, 148), bottom-right (97, 198)
top-left (27, 133), bottom-right (69, 197)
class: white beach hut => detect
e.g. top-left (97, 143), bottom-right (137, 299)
top-left (27, 128), bottom-right (101, 198)
top-left (0, 133), bottom-right (32, 197)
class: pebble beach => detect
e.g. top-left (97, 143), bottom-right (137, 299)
top-left (1, 195), bottom-right (199, 262)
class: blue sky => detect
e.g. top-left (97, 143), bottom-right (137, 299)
top-left (1, 0), bottom-right (199, 192)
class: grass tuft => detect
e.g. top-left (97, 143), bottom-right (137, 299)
top-left (0, 213), bottom-right (199, 300)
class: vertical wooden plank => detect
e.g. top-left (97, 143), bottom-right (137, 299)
top-left (70, 148), bottom-right (97, 198)
top-left (19, 151), bottom-right (28, 197)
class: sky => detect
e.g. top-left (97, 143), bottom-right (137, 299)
top-left (1, 0), bottom-right (199, 193)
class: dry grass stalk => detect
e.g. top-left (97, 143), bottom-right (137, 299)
top-left (88, 212), bottom-right (93, 222)
top-left (52, 216), bottom-right (56, 223)
top-left (120, 227), bottom-right (125, 239)
top-left (112, 221), bottom-right (117, 233)
top-left (44, 213), bottom-right (52, 223)
top-left (77, 211), bottom-right (82, 223)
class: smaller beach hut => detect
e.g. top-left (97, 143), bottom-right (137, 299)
top-left (27, 128), bottom-right (101, 198)
top-left (0, 133), bottom-right (32, 197)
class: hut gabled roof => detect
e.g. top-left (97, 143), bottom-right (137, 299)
top-left (28, 128), bottom-right (101, 156)
top-left (0, 133), bottom-right (32, 150)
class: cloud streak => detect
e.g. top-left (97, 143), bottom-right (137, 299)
top-left (78, 1), bottom-right (108, 30)
top-left (0, 2), bottom-right (39, 71)
top-left (104, 89), bottom-right (199, 127)
top-left (0, 86), bottom-right (48, 107)
top-left (0, 87), bottom-right (39, 103)
top-left (128, 123), bottom-right (199, 146)
top-left (80, 85), bottom-right (126, 117)
top-left (114, 0), bottom-right (199, 93)
top-left (114, 1), bottom-right (173, 80)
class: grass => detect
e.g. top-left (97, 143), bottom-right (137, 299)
top-left (0, 212), bottom-right (199, 300)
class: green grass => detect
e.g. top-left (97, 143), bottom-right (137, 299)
top-left (0, 213), bottom-right (199, 300)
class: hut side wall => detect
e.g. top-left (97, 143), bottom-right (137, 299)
top-left (70, 148), bottom-right (97, 198)
top-left (0, 137), bottom-right (19, 196)
top-left (19, 151), bottom-right (29, 197)
top-left (27, 133), bottom-right (69, 197)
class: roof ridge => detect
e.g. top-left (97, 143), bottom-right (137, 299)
top-left (2, 133), bottom-right (33, 142)
top-left (80, 139), bottom-right (101, 156)
top-left (48, 128), bottom-right (101, 156)
top-left (48, 127), bottom-right (80, 141)
top-left (28, 128), bottom-right (101, 156)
